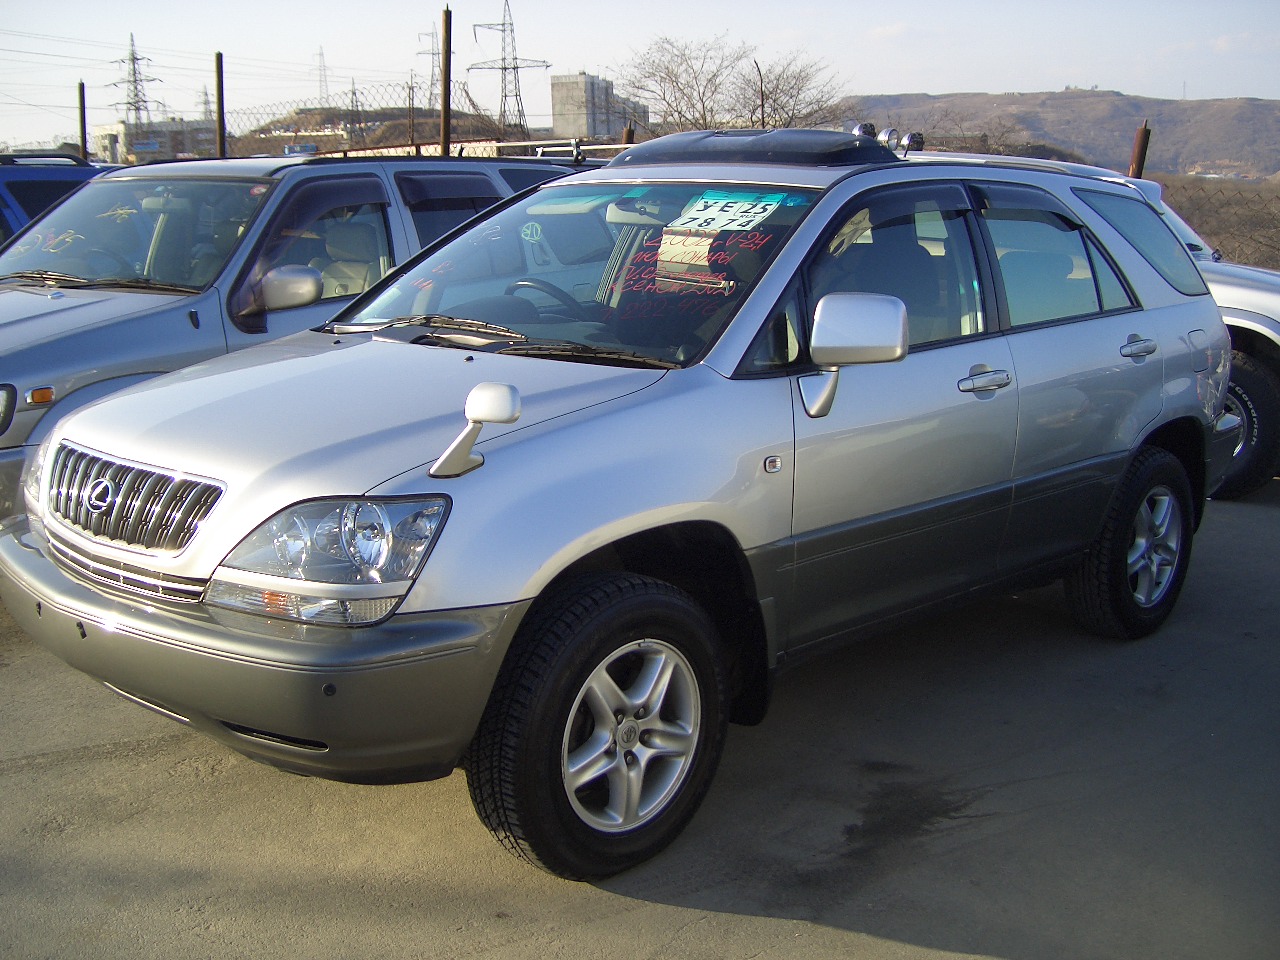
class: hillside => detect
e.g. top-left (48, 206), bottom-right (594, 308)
top-left (843, 90), bottom-right (1280, 179)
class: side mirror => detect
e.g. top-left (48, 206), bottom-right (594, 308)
top-left (260, 264), bottom-right (323, 312)
top-left (430, 382), bottom-right (523, 478)
top-left (810, 292), bottom-right (908, 368)
top-left (801, 293), bottom-right (908, 419)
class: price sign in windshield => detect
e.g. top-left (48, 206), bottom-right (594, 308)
top-left (669, 191), bottom-right (785, 232)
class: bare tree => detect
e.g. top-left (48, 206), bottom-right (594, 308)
top-left (619, 35), bottom-right (844, 134)
top-left (732, 54), bottom-right (845, 129)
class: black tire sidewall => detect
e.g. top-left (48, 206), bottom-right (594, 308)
top-left (509, 576), bottom-right (726, 879)
top-left (1102, 450), bottom-right (1195, 638)
top-left (1215, 350), bottom-right (1280, 499)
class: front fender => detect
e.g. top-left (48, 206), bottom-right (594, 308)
top-left (388, 368), bottom-right (798, 613)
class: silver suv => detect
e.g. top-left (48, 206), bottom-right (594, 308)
top-left (0, 154), bottom-right (585, 517)
top-left (0, 129), bottom-right (1240, 880)
top-left (907, 148), bottom-right (1280, 499)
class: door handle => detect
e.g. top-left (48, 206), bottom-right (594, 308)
top-left (957, 369), bottom-right (1013, 393)
top-left (1120, 337), bottom-right (1157, 358)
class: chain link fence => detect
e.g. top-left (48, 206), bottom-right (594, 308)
top-left (226, 82), bottom-right (474, 156)
top-left (222, 80), bottom-right (619, 159)
top-left (1154, 175), bottom-right (1280, 271)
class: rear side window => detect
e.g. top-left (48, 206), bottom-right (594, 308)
top-left (6, 178), bottom-right (88, 218)
top-left (395, 173), bottom-right (502, 247)
top-left (976, 183), bottom-right (1136, 327)
top-left (1074, 188), bottom-right (1208, 297)
top-left (498, 165), bottom-right (569, 193)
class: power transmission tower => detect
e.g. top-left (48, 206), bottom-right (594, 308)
top-left (316, 47), bottom-right (331, 101)
top-left (347, 80), bottom-right (365, 145)
top-left (416, 29), bottom-right (442, 112)
top-left (468, 0), bottom-right (548, 139)
top-left (111, 34), bottom-right (161, 133)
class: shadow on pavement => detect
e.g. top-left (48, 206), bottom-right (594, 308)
top-left (603, 491), bottom-right (1280, 960)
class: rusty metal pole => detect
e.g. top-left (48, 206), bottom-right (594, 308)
top-left (440, 7), bottom-right (452, 157)
top-left (1129, 120), bottom-right (1151, 179)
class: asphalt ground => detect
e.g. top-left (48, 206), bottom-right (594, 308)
top-left (2, 485), bottom-right (1277, 960)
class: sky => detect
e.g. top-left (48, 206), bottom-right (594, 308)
top-left (2, 0), bottom-right (1278, 148)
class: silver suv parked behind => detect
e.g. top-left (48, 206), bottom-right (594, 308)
top-left (0, 154), bottom-right (587, 517)
top-left (0, 129), bottom-right (1240, 880)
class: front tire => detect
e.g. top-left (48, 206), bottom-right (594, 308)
top-left (465, 573), bottom-right (727, 880)
top-left (1065, 448), bottom-right (1195, 640)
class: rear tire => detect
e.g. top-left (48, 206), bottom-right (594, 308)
top-left (1213, 349), bottom-right (1280, 500)
top-left (1065, 448), bottom-right (1195, 640)
top-left (465, 573), bottom-right (727, 880)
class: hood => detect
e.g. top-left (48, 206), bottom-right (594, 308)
top-left (0, 284), bottom-right (187, 354)
top-left (52, 330), bottom-right (666, 565)
top-left (1200, 260), bottom-right (1280, 317)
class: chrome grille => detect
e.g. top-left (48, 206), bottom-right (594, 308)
top-left (48, 442), bottom-right (224, 553)
top-left (46, 527), bottom-right (209, 602)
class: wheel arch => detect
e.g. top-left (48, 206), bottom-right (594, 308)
top-left (1226, 319), bottom-right (1280, 377)
top-left (531, 520), bottom-right (772, 726)
top-left (1140, 416), bottom-right (1209, 526)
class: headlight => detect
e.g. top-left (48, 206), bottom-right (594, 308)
top-left (0, 384), bottom-right (14, 436)
top-left (206, 497), bottom-right (449, 625)
top-left (21, 433), bottom-right (53, 520)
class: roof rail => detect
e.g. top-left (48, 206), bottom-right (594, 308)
top-left (0, 152), bottom-right (92, 167)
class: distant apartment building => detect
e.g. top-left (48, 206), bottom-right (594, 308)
top-left (551, 73), bottom-right (648, 140)
top-left (92, 117), bottom-right (218, 164)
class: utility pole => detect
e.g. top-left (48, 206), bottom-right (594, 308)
top-left (468, 0), bottom-right (548, 139)
top-left (440, 7), bottom-right (452, 155)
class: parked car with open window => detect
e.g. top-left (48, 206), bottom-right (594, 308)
top-left (0, 129), bottom-right (1239, 880)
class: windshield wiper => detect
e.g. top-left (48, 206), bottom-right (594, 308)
top-left (329, 314), bottom-right (528, 341)
top-left (387, 314), bottom-right (528, 340)
top-left (0, 270), bottom-right (88, 285)
top-left (495, 340), bottom-right (680, 369)
top-left (67, 276), bottom-right (199, 294)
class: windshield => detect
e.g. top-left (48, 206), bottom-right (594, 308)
top-left (0, 176), bottom-right (272, 289)
top-left (343, 180), bottom-right (817, 366)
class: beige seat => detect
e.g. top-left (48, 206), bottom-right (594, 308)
top-left (318, 222), bottom-right (380, 297)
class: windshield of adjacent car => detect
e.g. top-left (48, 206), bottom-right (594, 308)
top-left (341, 180), bottom-right (818, 367)
top-left (1158, 202), bottom-right (1216, 261)
top-left (0, 176), bottom-right (272, 290)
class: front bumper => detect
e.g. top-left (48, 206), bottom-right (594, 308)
top-left (0, 516), bottom-right (530, 783)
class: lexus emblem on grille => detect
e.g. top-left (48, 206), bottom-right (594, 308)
top-left (84, 478), bottom-right (117, 514)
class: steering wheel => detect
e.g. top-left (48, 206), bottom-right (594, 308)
top-left (80, 246), bottom-right (137, 276)
top-left (504, 277), bottom-right (588, 322)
